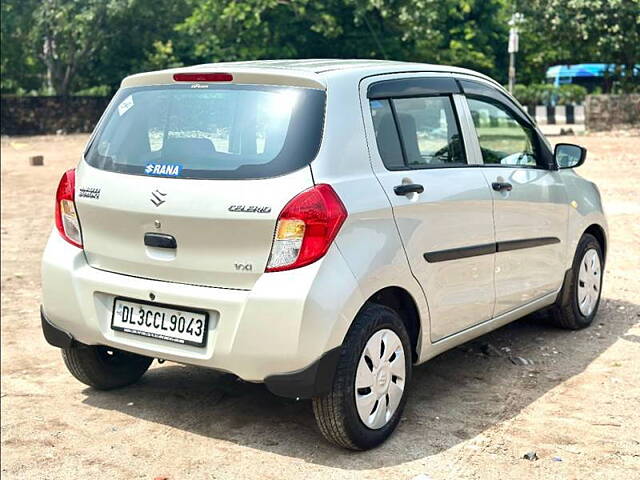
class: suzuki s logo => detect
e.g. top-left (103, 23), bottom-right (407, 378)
top-left (150, 189), bottom-right (167, 207)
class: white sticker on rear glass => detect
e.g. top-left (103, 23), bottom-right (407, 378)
top-left (118, 95), bottom-right (134, 116)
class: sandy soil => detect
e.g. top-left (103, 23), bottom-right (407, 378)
top-left (1, 132), bottom-right (639, 480)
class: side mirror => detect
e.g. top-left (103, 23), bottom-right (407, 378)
top-left (555, 143), bottom-right (587, 169)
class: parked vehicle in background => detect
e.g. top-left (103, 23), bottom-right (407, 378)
top-left (41, 60), bottom-right (608, 450)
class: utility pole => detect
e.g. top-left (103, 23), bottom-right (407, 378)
top-left (508, 12), bottom-right (524, 93)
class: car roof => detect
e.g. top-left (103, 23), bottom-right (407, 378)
top-left (195, 58), bottom-right (407, 73)
top-left (122, 59), bottom-right (502, 91)
top-left (186, 58), bottom-right (497, 81)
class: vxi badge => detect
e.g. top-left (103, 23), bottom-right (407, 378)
top-left (228, 205), bottom-right (272, 213)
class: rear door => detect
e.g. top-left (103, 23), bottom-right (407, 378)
top-left (76, 81), bottom-right (325, 290)
top-left (458, 78), bottom-right (569, 316)
top-left (362, 74), bottom-right (496, 342)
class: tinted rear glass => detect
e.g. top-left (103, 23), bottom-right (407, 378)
top-left (85, 84), bottom-right (326, 179)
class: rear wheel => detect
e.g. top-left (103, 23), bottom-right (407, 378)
top-left (62, 345), bottom-right (153, 390)
top-left (550, 233), bottom-right (603, 329)
top-left (312, 304), bottom-right (412, 450)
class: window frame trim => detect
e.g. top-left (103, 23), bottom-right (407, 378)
top-left (360, 72), bottom-right (493, 175)
top-left (464, 94), bottom-right (546, 170)
top-left (368, 91), bottom-right (472, 171)
top-left (455, 76), bottom-right (555, 170)
top-left (389, 94), bottom-right (469, 170)
top-left (367, 76), bottom-right (461, 99)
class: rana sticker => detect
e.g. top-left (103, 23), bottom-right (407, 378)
top-left (144, 163), bottom-right (183, 177)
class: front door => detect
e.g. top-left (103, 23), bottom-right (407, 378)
top-left (363, 75), bottom-right (496, 341)
top-left (463, 94), bottom-right (569, 316)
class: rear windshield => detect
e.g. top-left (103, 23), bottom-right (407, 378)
top-left (85, 84), bottom-right (326, 179)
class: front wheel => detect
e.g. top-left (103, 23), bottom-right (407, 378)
top-left (312, 304), bottom-right (412, 450)
top-left (550, 233), bottom-right (604, 329)
top-left (62, 344), bottom-right (153, 390)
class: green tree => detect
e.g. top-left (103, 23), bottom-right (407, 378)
top-left (83, 0), bottom-right (191, 94)
top-left (386, 0), bottom-right (509, 81)
top-left (517, 0), bottom-right (640, 90)
top-left (3, 0), bottom-right (637, 96)
top-left (33, 0), bottom-right (134, 96)
top-left (1, 0), bottom-right (42, 94)
top-left (177, 0), bottom-right (509, 81)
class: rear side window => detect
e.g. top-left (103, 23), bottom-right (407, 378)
top-left (370, 96), bottom-right (466, 170)
top-left (370, 100), bottom-right (404, 169)
top-left (393, 97), bottom-right (465, 167)
top-left (85, 84), bottom-right (326, 179)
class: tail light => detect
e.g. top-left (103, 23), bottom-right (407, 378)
top-left (55, 169), bottom-right (83, 248)
top-left (266, 184), bottom-right (347, 272)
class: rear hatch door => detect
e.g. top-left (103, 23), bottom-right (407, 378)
top-left (75, 77), bottom-right (325, 290)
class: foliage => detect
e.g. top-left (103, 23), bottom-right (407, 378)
top-left (1, 0), bottom-right (637, 95)
top-left (1, 0), bottom-right (41, 93)
top-left (512, 83), bottom-right (587, 107)
top-left (32, 0), bottom-right (136, 96)
top-left (556, 84), bottom-right (588, 105)
top-left (516, 0), bottom-right (640, 90)
top-left (176, 0), bottom-right (508, 80)
top-left (73, 85), bottom-right (113, 96)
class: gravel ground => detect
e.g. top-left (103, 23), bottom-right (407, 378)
top-left (1, 132), bottom-right (639, 480)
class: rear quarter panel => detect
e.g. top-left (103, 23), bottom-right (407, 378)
top-left (310, 71), bottom-right (431, 359)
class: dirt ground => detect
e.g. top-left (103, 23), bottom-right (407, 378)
top-left (1, 132), bottom-right (639, 480)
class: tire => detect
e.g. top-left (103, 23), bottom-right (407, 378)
top-left (550, 233), bottom-right (604, 329)
top-left (62, 344), bottom-right (153, 390)
top-left (312, 303), bottom-right (412, 450)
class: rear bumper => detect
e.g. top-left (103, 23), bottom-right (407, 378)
top-left (41, 230), bottom-right (364, 397)
top-left (263, 346), bottom-right (342, 398)
top-left (40, 305), bottom-right (342, 398)
top-left (41, 306), bottom-right (74, 349)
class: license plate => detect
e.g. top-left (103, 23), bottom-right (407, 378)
top-left (111, 297), bottom-right (209, 347)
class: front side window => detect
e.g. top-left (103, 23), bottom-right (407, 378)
top-left (85, 84), bottom-right (326, 179)
top-left (370, 96), bottom-right (466, 170)
top-left (467, 98), bottom-right (538, 167)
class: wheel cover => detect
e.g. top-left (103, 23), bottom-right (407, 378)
top-left (354, 328), bottom-right (406, 429)
top-left (577, 248), bottom-right (601, 316)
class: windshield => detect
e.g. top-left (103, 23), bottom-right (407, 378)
top-left (85, 84), bottom-right (325, 179)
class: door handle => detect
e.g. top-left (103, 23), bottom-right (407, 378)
top-left (144, 233), bottom-right (177, 249)
top-left (492, 181), bottom-right (513, 192)
top-left (394, 183), bottom-right (424, 196)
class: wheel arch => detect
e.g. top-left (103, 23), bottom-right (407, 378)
top-left (364, 286), bottom-right (421, 363)
top-left (584, 223), bottom-right (607, 262)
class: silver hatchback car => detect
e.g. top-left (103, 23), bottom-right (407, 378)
top-left (41, 59), bottom-right (607, 449)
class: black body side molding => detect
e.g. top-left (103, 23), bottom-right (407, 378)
top-left (497, 237), bottom-right (560, 252)
top-left (424, 243), bottom-right (496, 263)
top-left (41, 306), bottom-right (74, 349)
top-left (263, 346), bottom-right (342, 399)
top-left (424, 237), bottom-right (561, 263)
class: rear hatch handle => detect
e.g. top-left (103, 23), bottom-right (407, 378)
top-left (144, 233), bottom-right (177, 249)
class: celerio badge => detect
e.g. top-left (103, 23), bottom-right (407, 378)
top-left (228, 205), bottom-right (271, 213)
